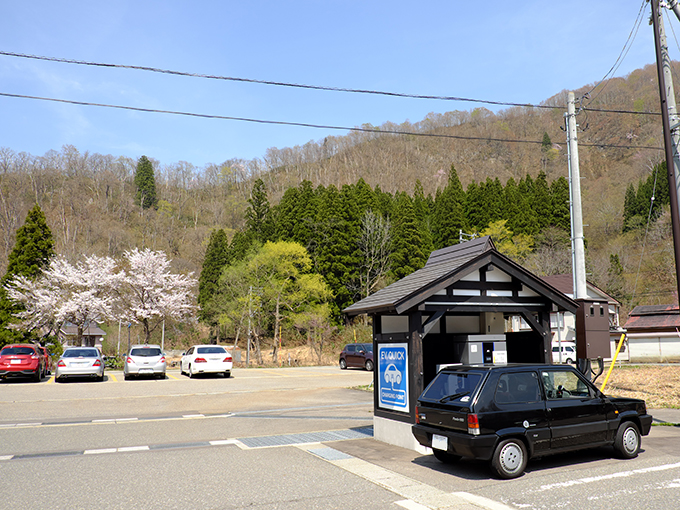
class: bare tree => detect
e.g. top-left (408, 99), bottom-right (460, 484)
top-left (355, 210), bottom-right (392, 299)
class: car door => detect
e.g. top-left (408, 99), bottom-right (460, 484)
top-left (541, 368), bottom-right (608, 449)
top-left (182, 347), bottom-right (194, 371)
top-left (492, 371), bottom-right (551, 455)
top-left (345, 344), bottom-right (358, 367)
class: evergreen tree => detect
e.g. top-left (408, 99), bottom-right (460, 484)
top-left (550, 176), bottom-right (571, 232)
top-left (133, 155), bottom-right (158, 209)
top-left (197, 229), bottom-right (230, 324)
top-left (622, 183), bottom-right (638, 232)
top-left (541, 132), bottom-right (552, 153)
top-left (413, 180), bottom-right (434, 256)
top-left (245, 178), bottom-right (273, 243)
top-left (465, 181), bottom-right (485, 231)
top-left (432, 165), bottom-right (467, 249)
top-left (0, 204), bottom-right (55, 346)
top-left (532, 171), bottom-right (552, 230)
top-left (390, 193), bottom-right (426, 280)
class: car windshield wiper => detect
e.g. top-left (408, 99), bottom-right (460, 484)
top-left (439, 391), bottom-right (469, 403)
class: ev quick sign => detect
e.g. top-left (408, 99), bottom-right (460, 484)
top-left (378, 343), bottom-right (408, 412)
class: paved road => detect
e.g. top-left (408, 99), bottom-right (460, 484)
top-left (1, 367), bottom-right (679, 510)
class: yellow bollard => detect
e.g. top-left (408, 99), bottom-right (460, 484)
top-left (600, 333), bottom-right (627, 393)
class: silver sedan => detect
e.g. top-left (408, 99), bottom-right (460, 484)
top-left (124, 344), bottom-right (166, 380)
top-left (55, 347), bottom-right (105, 382)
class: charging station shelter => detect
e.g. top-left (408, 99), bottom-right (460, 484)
top-left (343, 236), bottom-right (578, 451)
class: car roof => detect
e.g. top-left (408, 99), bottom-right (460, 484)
top-left (130, 344), bottom-right (161, 348)
top-left (439, 363), bottom-right (577, 373)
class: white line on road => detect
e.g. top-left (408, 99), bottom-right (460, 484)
top-left (117, 446), bottom-right (149, 452)
top-left (536, 461), bottom-right (680, 491)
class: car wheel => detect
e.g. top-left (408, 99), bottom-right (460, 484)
top-left (124, 373), bottom-right (131, 380)
top-left (491, 438), bottom-right (527, 479)
top-left (33, 366), bottom-right (42, 382)
top-left (189, 364), bottom-right (195, 378)
top-left (365, 360), bottom-right (374, 371)
top-left (432, 448), bottom-right (462, 464)
top-left (97, 372), bottom-right (104, 382)
top-left (339, 358), bottom-right (347, 370)
top-left (224, 371), bottom-right (231, 378)
top-left (158, 373), bottom-right (165, 380)
top-left (179, 363), bottom-right (184, 375)
top-left (565, 358), bottom-right (574, 365)
top-left (614, 422), bottom-right (641, 459)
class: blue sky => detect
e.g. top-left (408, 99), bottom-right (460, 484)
top-left (0, 1), bottom-right (666, 168)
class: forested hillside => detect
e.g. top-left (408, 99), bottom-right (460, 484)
top-left (0, 62), bottom-right (677, 336)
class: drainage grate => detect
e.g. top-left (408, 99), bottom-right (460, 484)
top-left (238, 426), bottom-right (373, 449)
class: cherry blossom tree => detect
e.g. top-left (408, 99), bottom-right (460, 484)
top-left (5, 255), bottom-right (123, 345)
top-left (120, 248), bottom-right (197, 343)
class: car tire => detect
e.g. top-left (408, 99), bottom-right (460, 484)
top-left (614, 422), bottom-right (641, 459)
top-left (565, 358), bottom-right (574, 365)
top-left (491, 438), bottom-right (527, 479)
top-left (365, 360), bottom-right (374, 371)
top-left (339, 359), bottom-right (347, 370)
top-left (189, 364), bottom-right (195, 378)
top-left (97, 372), bottom-right (104, 382)
top-left (158, 373), bottom-right (165, 380)
top-left (33, 366), bottom-right (42, 382)
top-left (179, 363), bottom-right (185, 375)
top-left (432, 448), bottom-right (462, 464)
top-left (124, 373), bottom-right (131, 380)
top-left (224, 371), bottom-right (231, 378)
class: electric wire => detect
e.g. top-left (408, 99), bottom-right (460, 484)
top-left (0, 91), bottom-right (664, 151)
top-left (0, 50), bottom-right (662, 117)
top-left (583, 0), bottom-right (648, 106)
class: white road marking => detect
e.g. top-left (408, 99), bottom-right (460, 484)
top-left (117, 446), bottom-right (149, 452)
top-left (0, 455), bottom-right (14, 461)
top-left (536, 461), bottom-right (680, 491)
top-left (84, 448), bottom-right (117, 455)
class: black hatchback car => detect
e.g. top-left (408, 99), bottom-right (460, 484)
top-left (412, 364), bottom-right (653, 479)
top-left (339, 343), bottom-right (374, 371)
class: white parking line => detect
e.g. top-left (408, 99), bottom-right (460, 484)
top-left (84, 448), bottom-right (117, 455)
top-left (117, 446), bottom-right (149, 452)
top-left (0, 455), bottom-right (14, 461)
top-left (536, 461), bottom-right (680, 491)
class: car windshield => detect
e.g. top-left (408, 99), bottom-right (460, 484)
top-left (130, 347), bottom-right (162, 357)
top-left (196, 347), bottom-right (226, 354)
top-left (0, 346), bottom-right (36, 356)
top-left (63, 349), bottom-right (99, 358)
top-left (421, 371), bottom-right (483, 402)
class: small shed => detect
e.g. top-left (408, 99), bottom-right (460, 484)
top-left (623, 305), bottom-right (680, 362)
top-left (60, 322), bottom-right (107, 349)
top-left (343, 237), bottom-right (578, 451)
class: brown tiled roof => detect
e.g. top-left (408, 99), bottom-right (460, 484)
top-left (540, 274), bottom-right (619, 305)
top-left (624, 304), bottom-right (680, 331)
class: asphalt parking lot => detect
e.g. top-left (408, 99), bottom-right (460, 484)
top-left (1, 367), bottom-right (680, 510)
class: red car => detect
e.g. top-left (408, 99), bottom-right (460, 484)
top-left (0, 344), bottom-right (46, 382)
top-left (39, 346), bottom-right (53, 375)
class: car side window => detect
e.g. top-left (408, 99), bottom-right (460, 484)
top-left (187, 347), bottom-right (194, 355)
top-left (542, 370), bottom-right (592, 399)
top-left (346, 345), bottom-right (355, 353)
top-left (495, 372), bottom-right (541, 403)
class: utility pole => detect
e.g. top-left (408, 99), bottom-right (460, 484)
top-left (565, 92), bottom-right (587, 300)
top-left (651, 0), bottom-right (680, 302)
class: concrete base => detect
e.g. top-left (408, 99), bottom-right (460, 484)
top-left (373, 416), bottom-right (430, 454)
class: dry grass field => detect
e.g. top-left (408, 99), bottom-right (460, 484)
top-left (596, 365), bottom-right (680, 409)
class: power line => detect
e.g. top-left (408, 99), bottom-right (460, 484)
top-left (0, 91), bottom-right (664, 151)
top-left (0, 50), bottom-right (662, 117)
top-left (584, 0), bottom-right (649, 104)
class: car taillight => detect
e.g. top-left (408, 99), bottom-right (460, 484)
top-left (93, 359), bottom-right (101, 367)
top-left (195, 357), bottom-right (207, 363)
top-left (127, 357), bottom-right (134, 364)
top-left (160, 356), bottom-right (166, 363)
top-left (31, 355), bottom-right (39, 360)
top-left (224, 356), bottom-right (232, 362)
top-left (58, 360), bottom-right (66, 367)
top-left (467, 413), bottom-right (480, 435)
top-left (415, 405), bottom-right (420, 424)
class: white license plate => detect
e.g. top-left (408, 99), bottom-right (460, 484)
top-left (432, 434), bottom-right (448, 451)
top-left (139, 368), bottom-right (153, 374)
top-left (10, 359), bottom-right (21, 364)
